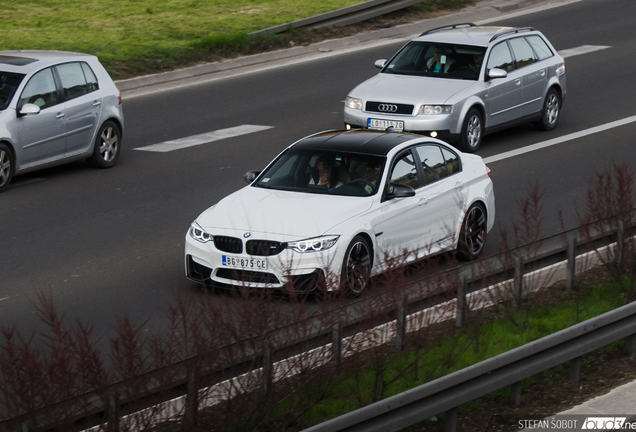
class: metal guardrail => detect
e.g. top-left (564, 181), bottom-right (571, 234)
top-left (2, 215), bottom-right (633, 431)
top-left (302, 301), bottom-right (636, 432)
top-left (249, 0), bottom-right (431, 36)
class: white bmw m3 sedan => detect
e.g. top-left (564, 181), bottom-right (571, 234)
top-left (185, 130), bottom-right (494, 295)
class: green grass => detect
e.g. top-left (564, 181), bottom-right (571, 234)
top-left (1, 0), bottom-right (472, 79)
top-left (0, 0), bottom-right (362, 76)
top-left (292, 280), bottom-right (622, 428)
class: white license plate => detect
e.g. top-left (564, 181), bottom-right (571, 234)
top-left (368, 118), bottom-right (404, 131)
top-left (222, 255), bottom-right (267, 270)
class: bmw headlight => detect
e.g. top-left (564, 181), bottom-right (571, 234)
top-left (288, 236), bottom-right (339, 253)
top-left (419, 105), bottom-right (452, 115)
top-left (189, 222), bottom-right (213, 243)
top-left (345, 96), bottom-right (363, 110)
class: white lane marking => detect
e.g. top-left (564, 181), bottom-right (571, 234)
top-left (134, 124), bottom-right (274, 153)
top-left (483, 115), bottom-right (636, 164)
top-left (559, 45), bottom-right (611, 58)
top-left (0, 297), bottom-right (9, 302)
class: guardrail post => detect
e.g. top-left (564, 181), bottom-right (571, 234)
top-left (569, 357), bottom-right (581, 382)
top-left (185, 358), bottom-right (199, 427)
top-left (626, 334), bottom-right (636, 358)
top-left (262, 344), bottom-right (274, 397)
top-left (617, 219), bottom-right (625, 271)
top-left (510, 381), bottom-right (522, 406)
top-left (456, 276), bottom-right (467, 328)
top-left (513, 256), bottom-right (524, 309)
top-left (445, 407), bottom-right (457, 432)
top-left (396, 296), bottom-right (406, 351)
top-left (106, 395), bottom-right (119, 432)
top-left (332, 322), bottom-right (342, 367)
top-left (566, 232), bottom-right (577, 292)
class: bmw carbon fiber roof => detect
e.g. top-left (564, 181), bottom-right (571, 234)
top-left (292, 130), bottom-right (423, 156)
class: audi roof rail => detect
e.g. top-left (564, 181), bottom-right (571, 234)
top-left (419, 23), bottom-right (476, 37)
top-left (489, 27), bottom-right (535, 42)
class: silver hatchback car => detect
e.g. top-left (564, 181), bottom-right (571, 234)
top-left (0, 50), bottom-right (124, 192)
top-left (344, 24), bottom-right (566, 152)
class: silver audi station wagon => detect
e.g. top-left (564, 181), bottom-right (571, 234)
top-left (344, 24), bottom-right (566, 152)
top-left (0, 50), bottom-right (124, 192)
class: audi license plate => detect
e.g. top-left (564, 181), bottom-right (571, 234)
top-left (368, 118), bottom-right (404, 132)
top-left (222, 255), bottom-right (267, 270)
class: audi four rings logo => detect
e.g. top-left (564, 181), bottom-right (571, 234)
top-left (378, 104), bottom-right (398, 113)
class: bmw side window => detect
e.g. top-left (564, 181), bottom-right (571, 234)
top-left (389, 152), bottom-right (419, 189)
top-left (415, 145), bottom-right (447, 185)
top-left (526, 35), bottom-right (553, 60)
top-left (19, 68), bottom-right (59, 110)
top-left (486, 42), bottom-right (515, 73)
top-left (56, 62), bottom-right (96, 101)
top-left (509, 37), bottom-right (537, 69)
top-left (441, 147), bottom-right (461, 175)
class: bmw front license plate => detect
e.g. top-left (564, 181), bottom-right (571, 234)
top-left (368, 118), bottom-right (404, 132)
top-left (222, 255), bottom-right (267, 270)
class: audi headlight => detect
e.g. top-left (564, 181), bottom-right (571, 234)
top-left (288, 236), bottom-right (339, 253)
top-left (345, 96), bottom-right (363, 110)
top-left (419, 105), bottom-right (452, 115)
top-left (189, 222), bottom-right (213, 243)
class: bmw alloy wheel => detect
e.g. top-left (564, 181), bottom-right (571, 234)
top-left (458, 204), bottom-right (487, 260)
top-left (342, 236), bottom-right (371, 295)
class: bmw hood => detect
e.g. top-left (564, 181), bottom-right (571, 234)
top-left (195, 186), bottom-right (373, 239)
top-left (351, 73), bottom-right (476, 105)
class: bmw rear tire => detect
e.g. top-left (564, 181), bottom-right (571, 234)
top-left (457, 203), bottom-right (487, 261)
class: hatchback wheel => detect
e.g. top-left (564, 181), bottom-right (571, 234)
top-left (457, 203), bottom-right (487, 260)
top-left (535, 88), bottom-right (560, 131)
top-left (0, 143), bottom-right (14, 193)
top-left (88, 121), bottom-right (121, 168)
top-left (459, 108), bottom-right (483, 152)
top-left (341, 236), bottom-right (371, 296)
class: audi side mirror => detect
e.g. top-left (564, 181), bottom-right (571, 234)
top-left (487, 68), bottom-right (507, 79)
top-left (244, 170), bottom-right (261, 184)
top-left (374, 59), bottom-right (387, 69)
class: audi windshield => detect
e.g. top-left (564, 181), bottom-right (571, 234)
top-left (382, 42), bottom-right (487, 80)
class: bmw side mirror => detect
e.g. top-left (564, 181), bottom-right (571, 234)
top-left (19, 103), bottom-right (41, 117)
top-left (385, 183), bottom-right (416, 200)
top-left (244, 170), bottom-right (261, 184)
top-left (374, 59), bottom-right (387, 69)
top-left (487, 68), bottom-right (507, 79)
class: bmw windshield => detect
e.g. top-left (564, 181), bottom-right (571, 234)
top-left (383, 42), bottom-right (486, 80)
top-left (0, 72), bottom-right (24, 110)
top-left (254, 148), bottom-right (386, 197)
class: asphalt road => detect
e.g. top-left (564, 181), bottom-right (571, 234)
top-left (1, 0), bottom-right (635, 342)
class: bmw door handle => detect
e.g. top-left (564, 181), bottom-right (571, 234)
top-left (93, 101), bottom-right (102, 107)
top-left (56, 112), bottom-right (65, 120)
top-left (514, 78), bottom-right (521, 86)
top-left (418, 197), bottom-right (430, 206)
top-left (454, 181), bottom-right (464, 189)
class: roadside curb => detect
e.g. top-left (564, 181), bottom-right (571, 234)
top-left (116, 0), bottom-right (555, 97)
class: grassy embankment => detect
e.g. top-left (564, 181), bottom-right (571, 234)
top-left (1, 0), bottom-right (473, 79)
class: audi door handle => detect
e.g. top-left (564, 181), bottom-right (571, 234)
top-left (514, 78), bottom-right (521, 86)
top-left (56, 112), bottom-right (65, 119)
